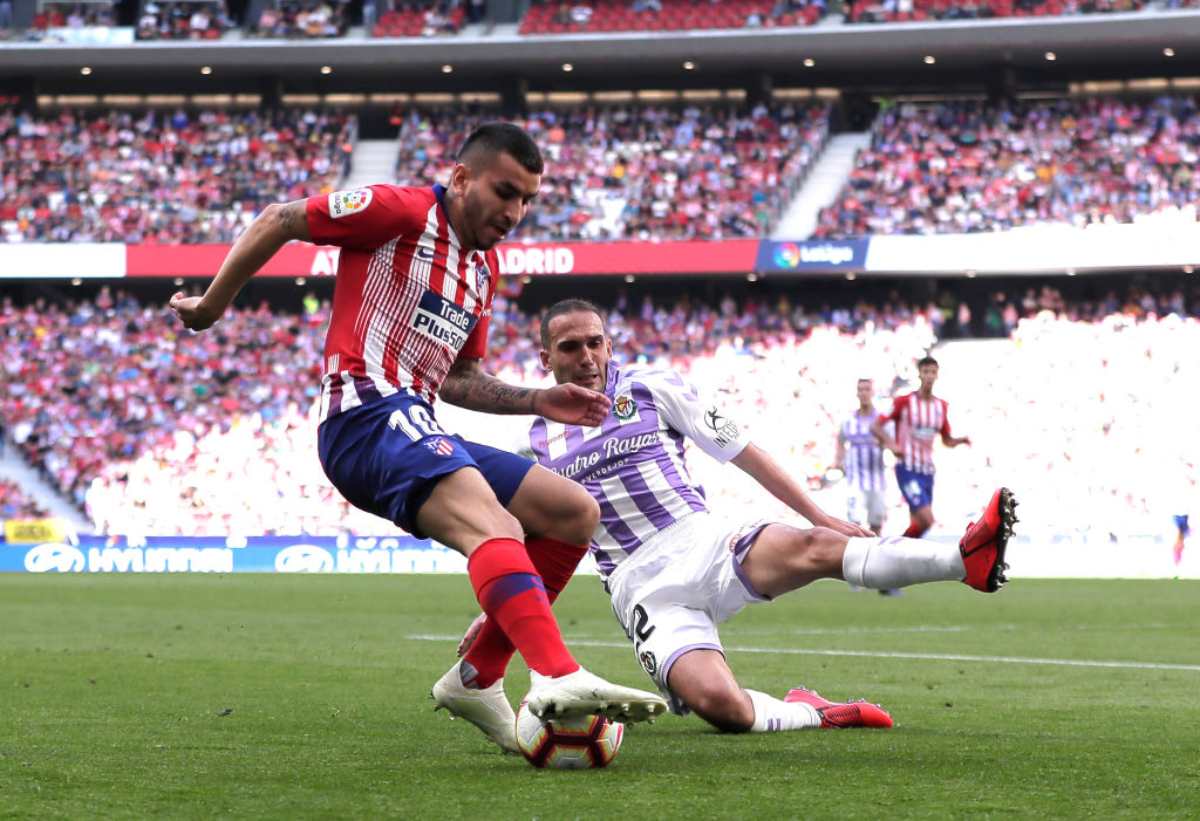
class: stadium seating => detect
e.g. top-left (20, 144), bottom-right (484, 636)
top-left (0, 107), bottom-right (355, 243)
top-left (372, 0), bottom-right (466, 37)
top-left (814, 96), bottom-right (1200, 238)
top-left (136, 0), bottom-right (234, 40)
top-left (844, 0), bottom-right (1147, 23)
top-left (5, 283), bottom-right (1195, 538)
top-left (518, 0), bottom-right (823, 35)
top-left (0, 478), bottom-right (48, 520)
top-left (253, 0), bottom-right (350, 38)
top-left (392, 103), bottom-right (830, 240)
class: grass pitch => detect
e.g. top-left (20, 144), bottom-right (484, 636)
top-left (1, 575), bottom-right (1197, 820)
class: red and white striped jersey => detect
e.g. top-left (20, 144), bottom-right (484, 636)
top-left (884, 391), bottom-right (952, 475)
top-left (305, 184), bottom-right (498, 420)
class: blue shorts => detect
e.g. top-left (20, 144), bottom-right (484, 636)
top-left (895, 465), bottom-right (934, 512)
top-left (1176, 515), bottom-right (1191, 537)
top-left (317, 392), bottom-right (535, 537)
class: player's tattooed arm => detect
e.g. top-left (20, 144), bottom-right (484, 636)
top-left (170, 198), bottom-right (310, 332)
top-left (275, 199), bottom-right (312, 242)
top-left (440, 358), bottom-right (610, 425)
top-left (440, 357), bottom-right (540, 414)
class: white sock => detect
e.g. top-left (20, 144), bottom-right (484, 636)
top-left (843, 537), bottom-right (965, 589)
top-left (746, 689), bottom-right (820, 732)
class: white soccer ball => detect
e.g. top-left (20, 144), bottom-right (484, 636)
top-left (514, 701), bottom-right (624, 769)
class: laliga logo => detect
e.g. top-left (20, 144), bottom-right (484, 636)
top-left (773, 243), bottom-right (802, 269)
top-left (25, 543), bottom-right (85, 573)
top-left (275, 544), bottom-right (334, 573)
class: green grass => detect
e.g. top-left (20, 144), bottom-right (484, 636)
top-left (1, 576), bottom-right (1198, 820)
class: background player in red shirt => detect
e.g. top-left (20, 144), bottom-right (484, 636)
top-left (170, 123), bottom-right (666, 754)
top-left (873, 356), bottom-right (972, 540)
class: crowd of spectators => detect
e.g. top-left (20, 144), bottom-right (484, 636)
top-left (3, 279), bottom-right (1197, 539)
top-left (815, 96), bottom-right (1200, 238)
top-left (137, 0), bottom-right (233, 40)
top-left (0, 478), bottom-right (48, 521)
top-left (392, 102), bottom-right (829, 240)
top-left (0, 107), bottom-right (355, 243)
top-left (26, 2), bottom-right (116, 39)
top-left (519, 0), bottom-right (824, 34)
top-left (254, 0), bottom-right (350, 37)
top-left (371, 0), bottom-right (467, 36)
top-left (844, 0), bottom-right (1147, 24)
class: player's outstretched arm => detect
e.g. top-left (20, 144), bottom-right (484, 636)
top-left (440, 358), bottom-right (610, 425)
top-left (169, 199), bottom-right (311, 332)
top-left (732, 443), bottom-right (873, 538)
top-left (943, 433), bottom-right (972, 448)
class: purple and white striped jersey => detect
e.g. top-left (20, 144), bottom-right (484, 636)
top-left (839, 409), bottom-right (887, 492)
top-left (529, 363), bottom-right (749, 578)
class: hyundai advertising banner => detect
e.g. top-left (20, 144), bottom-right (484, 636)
top-left (0, 535), bottom-right (468, 574)
top-left (755, 239), bottom-right (870, 273)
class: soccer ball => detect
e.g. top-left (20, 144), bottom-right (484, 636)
top-left (514, 701), bottom-right (624, 769)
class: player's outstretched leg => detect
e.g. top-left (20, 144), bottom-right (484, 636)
top-left (785, 687), bottom-right (895, 729)
top-left (959, 487), bottom-right (1018, 592)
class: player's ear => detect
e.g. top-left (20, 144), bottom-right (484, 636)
top-left (539, 349), bottom-right (551, 371)
top-left (449, 163), bottom-right (470, 196)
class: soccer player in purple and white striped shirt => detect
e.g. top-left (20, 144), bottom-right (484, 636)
top-left (448, 299), bottom-right (1018, 740)
top-left (834, 378), bottom-right (889, 535)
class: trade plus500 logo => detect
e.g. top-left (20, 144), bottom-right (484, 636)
top-left (24, 543), bottom-right (86, 573)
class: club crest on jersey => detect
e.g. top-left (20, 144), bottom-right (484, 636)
top-left (639, 650), bottom-right (657, 677)
top-left (614, 394), bottom-right (637, 420)
top-left (328, 188), bottom-right (373, 219)
top-left (424, 437), bottom-right (455, 457)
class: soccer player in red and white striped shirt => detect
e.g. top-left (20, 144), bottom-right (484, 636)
top-left (873, 356), bottom-right (972, 539)
top-left (170, 123), bottom-right (666, 752)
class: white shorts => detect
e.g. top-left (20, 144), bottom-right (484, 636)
top-left (605, 511), bottom-right (770, 711)
top-left (847, 486), bottom-right (886, 528)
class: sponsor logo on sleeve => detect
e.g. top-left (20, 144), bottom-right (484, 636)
top-left (704, 407), bottom-right (741, 448)
top-left (328, 188), bottom-right (373, 219)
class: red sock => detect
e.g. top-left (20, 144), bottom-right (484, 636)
top-left (466, 537), bottom-right (578, 681)
top-left (464, 537), bottom-right (589, 688)
top-left (903, 518), bottom-right (929, 539)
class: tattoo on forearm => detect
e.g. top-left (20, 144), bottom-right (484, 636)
top-left (441, 366), bottom-right (536, 414)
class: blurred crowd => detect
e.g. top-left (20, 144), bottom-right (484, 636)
top-left (2, 280), bottom-right (1196, 539)
top-left (815, 96), bottom-right (1200, 238)
top-left (0, 478), bottom-right (48, 520)
top-left (254, 0), bottom-right (350, 37)
top-left (0, 107), bottom-right (355, 243)
top-left (844, 0), bottom-right (1148, 24)
top-left (137, 0), bottom-right (233, 39)
top-left (519, 0), bottom-right (825, 35)
top-left (392, 102), bottom-right (829, 240)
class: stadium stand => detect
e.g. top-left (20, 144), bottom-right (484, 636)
top-left (518, 0), bottom-right (824, 35)
top-left (843, 0), bottom-right (1148, 24)
top-left (0, 478), bottom-right (48, 520)
top-left (814, 96), bottom-right (1200, 238)
top-left (391, 102), bottom-right (830, 240)
top-left (253, 0), bottom-right (351, 38)
top-left (371, 0), bottom-right (466, 37)
top-left (2, 281), bottom-right (1196, 537)
top-left (0, 107), bottom-right (356, 243)
top-left (136, 0), bottom-right (234, 40)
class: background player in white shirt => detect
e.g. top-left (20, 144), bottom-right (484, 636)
top-left (454, 300), bottom-right (1018, 739)
top-left (834, 378), bottom-right (888, 535)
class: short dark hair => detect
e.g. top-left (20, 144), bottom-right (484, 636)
top-left (540, 298), bottom-right (604, 350)
top-left (917, 355), bottom-right (939, 368)
top-left (458, 122), bottom-right (544, 175)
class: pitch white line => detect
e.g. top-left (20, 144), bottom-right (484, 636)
top-left (407, 634), bottom-right (1200, 672)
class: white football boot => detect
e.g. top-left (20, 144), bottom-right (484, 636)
top-left (525, 667), bottom-right (668, 724)
top-left (431, 660), bottom-right (519, 754)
